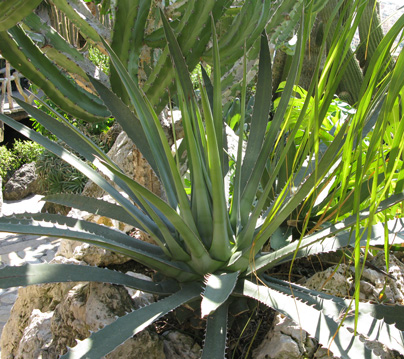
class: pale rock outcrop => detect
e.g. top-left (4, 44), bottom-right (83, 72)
top-left (82, 130), bottom-right (162, 200)
top-left (253, 315), bottom-right (316, 359)
top-left (15, 310), bottom-right (53, 359)
top-left (3, 162), bottom-right (39, 200)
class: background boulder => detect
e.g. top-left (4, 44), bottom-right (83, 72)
top-left (3, 162), bottom-right (39, 201)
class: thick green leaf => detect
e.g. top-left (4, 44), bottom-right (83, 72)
top-left (240, 279), bottom-right (379, 359)
top-left (23, 12), bottom-right (104, 89)
top-left (43, 193), bottom-right (146, 232)
top-left (17, 96), bottom-right (155, 218)
top-left (239, 32), bottom-right (272, 194)
top-left (236, 13), bottom-right (308, 235)
top-left (96, 158), bottom-right (211, 263)
top-left (0, 214), bottom-right (193, 275)
top-left (200, 78), bottom-right (232, 259)
top-left (201, 301), bottom-right (229, 359)
top-left (14, 98), bottom-right (111, 167)
top-left (102, 38), bottom-right (196, 227)
top-left (161, 10), bottom-right (214, 246)
top-left (263, 276), bottom-right (404, 354)
top-left (61, 282), bottom-right (202, 359)
top-left (51, 0), bottom-right (108, 45)
top-left (110, 0), bottom-right (151, 102)
top-left (0, 263), bottom-right (178, 295)
top-left (0, 26), bottom-right (109, 122)
top-left (201, 272), bottom-right (239, 318)
top-left (0, 0), bottom-right (42, 31)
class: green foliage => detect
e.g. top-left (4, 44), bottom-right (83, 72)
top-left (88, 46), bottom-right (110, 76)
top-left (0, 140), bottom-right (44, 185)
top-left (0, 2), bottom-right (403, 359)
top-left (36, 149), bottom-right (87, 195)
top-left (11, 139), bottom-right (45, 168)
top-left (0, 146), bottom-right (17, 184)
top-left (30, 86), bottom-right (114, 139)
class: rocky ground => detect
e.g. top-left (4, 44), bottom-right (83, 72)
top-left (0, 195), bottom-right (60, 338)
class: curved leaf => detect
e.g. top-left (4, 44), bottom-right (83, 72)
top-left (0, 263), bottom-right (178, 295)
top-left (43, 193), bottom-right (146, 232)
top-left (240, 279), bottom-right (379, 359)
top-left (0, 215), bottom-right (194, 279)
top-left (263, 276), bottom-right (404, 354)
top-left (201, 271), bottom-right (239, 318)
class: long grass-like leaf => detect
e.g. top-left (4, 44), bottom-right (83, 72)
top-left (249, 191), bottom-right (404, 274)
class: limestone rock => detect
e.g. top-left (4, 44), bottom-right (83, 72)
top-left (0, 281), bottom-right (76, 358)
top-left (304, 264), bottom-right (354, 297)
top-left (163, 331), bottom-right (201, 359)
top-left (82, 130), bottom-right (162, 200)
top-left (125, 271), bottom-right (156, 308)
top-left (41, 201), bottom-right (71, 215)
top-left (15, 309), bottom-right (53, 359)
top-left (105, 331), bottom-right (166, 359)
top-left (0, 272), bottom-right (200, 359)
top-left (253, 315), bottom-right (316, 359)
top-left (3, 162), bottom-right (39, 200)
top-left (304, 252), bottom-right (404, 304)
top-left (48, 281), bottom-right (135, 357)
top-left (56, 240), bottom-right (130, 267)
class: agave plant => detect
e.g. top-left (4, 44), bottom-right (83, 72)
top-left (1, 2), bottom-right (404, 358)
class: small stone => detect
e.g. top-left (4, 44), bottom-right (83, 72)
top-left (44, 250), bottom-right (56, 262)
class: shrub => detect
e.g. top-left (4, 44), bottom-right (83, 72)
top-left (0, 145), bottom-right (17, 184)
top-left (0, 140), bottom-right (44, 186)
top-left (11, 139), bottom-right (44, 168)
